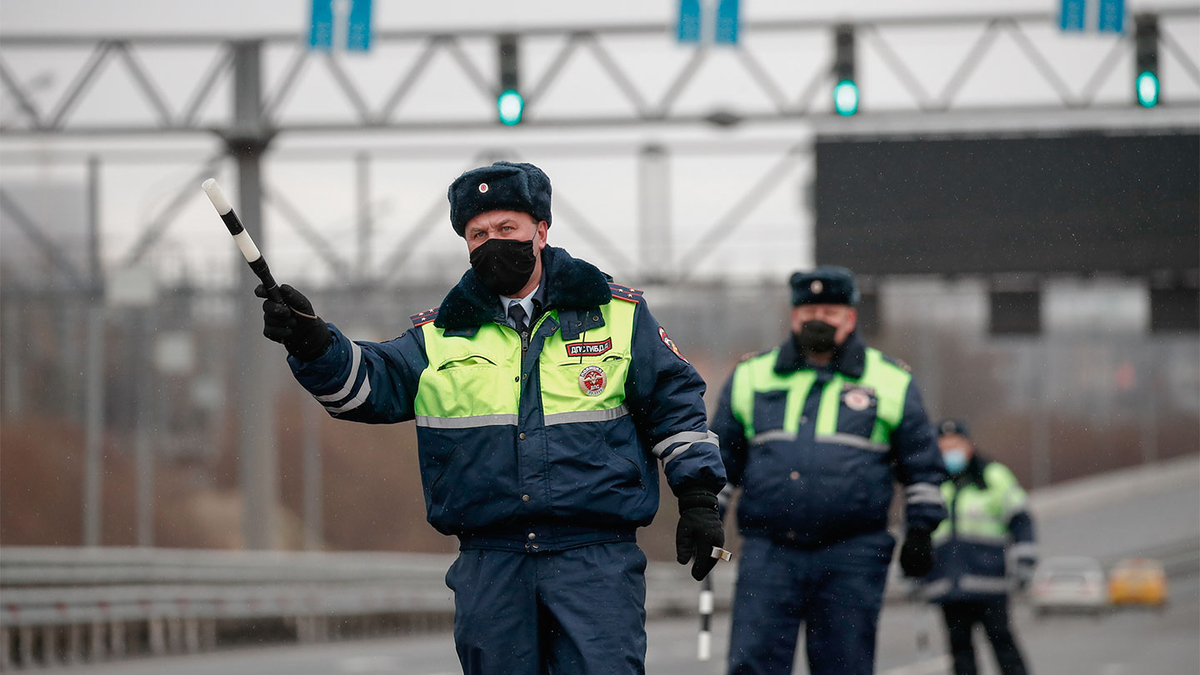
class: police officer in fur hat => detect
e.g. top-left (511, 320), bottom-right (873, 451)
top-left (256, 161), bottom-right (726, 674)
top-left (711, 265), bottom-right (948, 675)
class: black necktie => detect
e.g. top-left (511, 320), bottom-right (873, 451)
top-left (508, 302), bottom-right (529, 334)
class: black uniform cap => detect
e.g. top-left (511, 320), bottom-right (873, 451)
top-left (790, 266), bottom-right (860, 307)
top-left (447, 161), bottom-right (552, 237)
top-left (936, 419), bottom-right (972, 439)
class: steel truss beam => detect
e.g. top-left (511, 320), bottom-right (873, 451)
top-left (2, 9), bottom-right (1197, 136)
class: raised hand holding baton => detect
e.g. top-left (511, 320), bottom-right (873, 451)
top-left (201, 178), bottom-right (286, 306)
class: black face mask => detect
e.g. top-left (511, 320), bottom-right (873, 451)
top-left (796, 319), bottom-right (838, 354)
top-left (469, 238), bottom-right (538, 296)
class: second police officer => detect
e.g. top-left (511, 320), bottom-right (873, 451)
top-left (711, 266), bottom-right (949, 675)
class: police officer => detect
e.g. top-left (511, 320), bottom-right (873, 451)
top-left (256, 161), bottom-right (727, 674)
top-left (711, 266), bottom-right (948, 675)
top-left (925, 419), bottom-right (1035, 675)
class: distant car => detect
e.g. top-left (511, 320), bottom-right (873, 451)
top-left (1108, 557), bottom-right (1168, 608)
top-left (1030, 556), bottom-right (1107, 616)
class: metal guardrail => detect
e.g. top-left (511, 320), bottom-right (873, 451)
top-left (0, 546), bottom-right (734, 669)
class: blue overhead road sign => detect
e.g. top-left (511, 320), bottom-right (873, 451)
top-left (310, 0), bottom-right (372, 51)
top-left (714, 0), bottom-right (739, 45)
top-left (309, 0), bottom-right (334, 50)
top-left (1097, 0), bottom-right (1125, 33)
top-left (677, 0), bottom-right (702, 44)
top-left (1060, 0), bottom-right (1087, 31)
top-left (346, 0), bottom-right (372, 51)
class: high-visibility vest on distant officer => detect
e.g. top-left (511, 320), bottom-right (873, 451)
top-left (712, 266), bottom-right (948, 675)
top-left (924, 420), bottom-right (1037, 602)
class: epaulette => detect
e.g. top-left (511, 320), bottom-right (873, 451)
top-left (410, 306), bottom-right (440, 327)
top-left (881, 353), bottom-right (913, 373)
top-left (608, 282), bottom-right (644, 304)
top-left (739, 348), bottom-right (774, 364)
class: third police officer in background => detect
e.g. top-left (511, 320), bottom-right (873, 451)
top-left (924, 419), bottom-right (1035, 675)
top-left (711, 266), bottom-right (948, 675)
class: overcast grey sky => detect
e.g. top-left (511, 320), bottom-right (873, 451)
top-left (1, 0), bottom-right (1197, 288)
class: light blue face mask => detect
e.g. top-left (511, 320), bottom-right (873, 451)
top-left (942, 448), bottom-right (969, 475)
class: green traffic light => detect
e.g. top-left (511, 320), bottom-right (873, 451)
top-left (1136, 70), bottom-right (1159, 108)
top-left (497, 88), bottom-right (525, 126)
top-left (833, 79), bottom-right (859, 116)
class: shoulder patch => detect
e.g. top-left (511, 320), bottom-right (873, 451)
top-left (881, 353), bottom-right (913, 373)
top-left (608, 282), bottom-right (644, 304)
top-left (410, 306), bottom-right (440, 327)
top-left (738, 348), bottom-right (771, 363)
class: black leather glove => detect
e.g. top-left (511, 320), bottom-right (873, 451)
top-left (255, 284), bottom-right (330, 361)
top-left (1014, 558), bottom-right (1037, 592)
top-left (676, 490), bottom-right (725, 582)
top-left (899, 528), bottom-right (934, 578)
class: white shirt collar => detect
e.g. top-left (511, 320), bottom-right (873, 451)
top-left (500, 285), bottom-right (539, 326)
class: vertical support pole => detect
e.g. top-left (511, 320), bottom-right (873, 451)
top-left (230, 40), bottom-right (279, 550)
top-left (89, 619), bottom-right (106, 661)
top-left (356, 151), bottom-right (372, 284)
top-left (1140, 345), bottom-right (1159, 465)
top-left (68, 624), bottom-right (83, 664)
top-left (303, 403), bottom-right (323, 550)
top-left (149, 617), bottom-right (166, 655)
top-left (110, 621), bottom-right (125, 657)
top-left (184, 618), bottom-right (200, 653)
top-left (135, 306), bottom-right (156, 547)
top-left (1, 627), bottom-right (12, 670)
top-left (1031, 339), bottom-right (1052, 488)
top-left (19, 626), bottom-right (34, 668)
top-left (83, 155), bottom-right (106, 548)
top-left (637, 144), bottom-right (672, 283)
top-left (2, 290), bottom-right (22, 420)
top-left (40, 625), bottom-right (58, 667)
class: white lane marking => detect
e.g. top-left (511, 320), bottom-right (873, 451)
top-left (880, 655), bottom-right (951, 675)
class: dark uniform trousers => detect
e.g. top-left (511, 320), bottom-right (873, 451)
top-left (940, 599), bottom-right (1029, 675)
top-left (728, 530), bottom-right (895, 675)
top-left (447, 542), bottom-right (648, 675)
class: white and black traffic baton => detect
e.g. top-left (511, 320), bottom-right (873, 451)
top-left (201, 178), bottom-right (285, 305)
top-left (699, 546), bottom-right (733, 661)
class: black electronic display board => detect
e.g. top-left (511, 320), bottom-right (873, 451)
top-left (814, 133), bottom-right (1199, 276)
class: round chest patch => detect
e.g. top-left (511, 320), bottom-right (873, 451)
top-left (843, 389), bottom-right (872, 411)
top-left (810, 279), bottom-right (824, 294)
top-left (478, 182), bottom-right (489, 193)
top-left (579, 365), bottom-right (607, 396)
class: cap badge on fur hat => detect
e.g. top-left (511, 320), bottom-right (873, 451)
top-left (478, 183), bottom-right (488, 193)
top-left (811, 280), bottom-right (823, 294)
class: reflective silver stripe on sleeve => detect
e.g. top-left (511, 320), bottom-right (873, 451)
top-left (905, 482), bottom-right (944, 505)
top-left (921, 579), bottom-right (953, 600)
top-left (414, 414), bottom-right (519, 429)
top-left (1010, 543), bottom-right (1038, 560)
top-left (651, 430), bottom-right (710, 458)
top-left (959, 575), bottom-right (1013, 594)
top-left (660, 430), bottom-right (720, 466)
top-left (1005, 504), bottom-right (1031, 520)
top-left (324, 373), bottom-right (372, 413)
top-left (814, 433), bottom-right (890, 452)
top-left (953, 533), bottom-right (1009, 547)
top-left (749, 430), bottom-right (797, 445)
top-left (543, 405), bottom-right (630, 426)
top-left (315, 341), bottom-right (363, 402)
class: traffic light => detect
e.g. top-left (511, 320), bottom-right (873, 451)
top-left (832, 24), bottom-right (858, 117)
top-left (497, 34), bottom-right (524, 126)
top-left (1134, 14), bottom-right (1160, 108)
